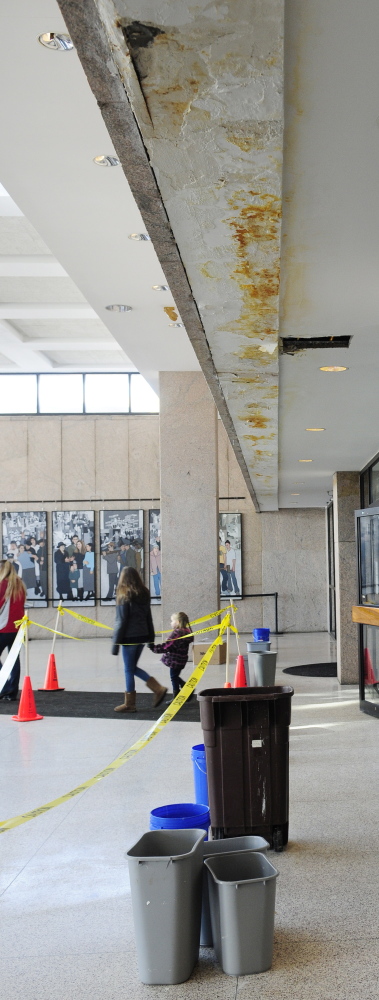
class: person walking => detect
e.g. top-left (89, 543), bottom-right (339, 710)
top-left (150, 611), bottom-right (194, 698)
top-left (112, 567), bottom-right (167, 713)
top-left (0, 560), bottom-right (26, 702)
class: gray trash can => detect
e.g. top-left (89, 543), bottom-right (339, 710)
top-left (246, 641), bottom-right (271, 652)
top-left (201, 835), bottom-right (269, 947)
top-left (253, 650), bottom-right (277, 686)
top-left (204, 851), bottom-right (278, 975)
top-left (127, 828), bottom-right (206, 984)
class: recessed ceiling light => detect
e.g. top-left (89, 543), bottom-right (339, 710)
top-left (319, 366), bottom-right (347, 372)
top-left (128, 233), bottom-right (151, 241)
top-left (299, 459), bottom-right (313, 462)
top-left (306, 427), bottom-right (325, 432)
top-left (291, 493), bottom-right (300, 495)
top-left (105, 304), bottom-right (132, 312)
top-left (169, 322), bottom-right (184, 328)
top-left (152, 285), bottom-right (169, 291)
top-left (294, 482), bottom-right (304, 484)
top-left (93, 155), bottom-right (120, 167)
top-left (38, 32), bottom-right (73, 50)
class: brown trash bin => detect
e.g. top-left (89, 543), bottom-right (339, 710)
top-left (198, 686), bottom-right (294, 851)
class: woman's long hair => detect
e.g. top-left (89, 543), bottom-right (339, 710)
top-left (116, 567), bottom-right (149, 604)
top-left (0, 560), bottom-right (27, 601)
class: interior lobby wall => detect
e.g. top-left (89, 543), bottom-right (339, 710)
top-left (0, 412), bottom-right (327, 638)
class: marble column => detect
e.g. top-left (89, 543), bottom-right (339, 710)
top-left (159, 372), bottom-right (219, 626)
top-left (333, 472), bottom-right (360, 683)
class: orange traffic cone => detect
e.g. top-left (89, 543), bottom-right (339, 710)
top-left (38, 654), bottom-right (64, 691)
top-left (12, 676), bottom-right (43, 722)
top-left (364, 648), bottom-right (376, 686)
top-left (233, 654), bottom-right (247, 688)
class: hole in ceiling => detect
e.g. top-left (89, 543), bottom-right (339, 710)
top-left (281, 336), bottom-right (351, 355)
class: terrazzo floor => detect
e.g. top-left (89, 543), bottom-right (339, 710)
top-left (1, 632), bottom-right (378, 999)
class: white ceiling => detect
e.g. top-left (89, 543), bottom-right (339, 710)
top-left (1, 0), bottom-right (379, 508)
top-left (279, 0), bottom-right (379, 506)
top-left (0, 0), bottom-right (200, 385)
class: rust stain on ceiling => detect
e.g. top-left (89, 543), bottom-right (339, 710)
top-left (87, 0), bottom-right (284, 510)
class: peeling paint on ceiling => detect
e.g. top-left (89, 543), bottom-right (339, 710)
top-left (59, 0), bottom-right (284, 510)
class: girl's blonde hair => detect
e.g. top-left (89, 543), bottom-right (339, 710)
top-left (172, 611), bottom-right (191, 630)
top-left (116, 567), bottom-right (150, 604)
top-left (0, 560), bottom-right (27, 601)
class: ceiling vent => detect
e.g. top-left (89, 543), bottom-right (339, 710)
top-left (281, 336), bottom-right (351, 354)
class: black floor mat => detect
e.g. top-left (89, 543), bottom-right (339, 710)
top-left (282, 663), bottom-right (337, 677)
top-left (0, 691), bottom-right (201, 721)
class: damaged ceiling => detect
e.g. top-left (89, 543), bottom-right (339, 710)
top-left (58, 0), bottom-right (284, 511)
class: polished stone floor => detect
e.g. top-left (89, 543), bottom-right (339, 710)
top-left (1, 631), bottom-right (378, 999)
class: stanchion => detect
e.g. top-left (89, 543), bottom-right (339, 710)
top-left (12, 619), bottom-right (43, 722)
top-left (39, 602), bottom-right (64, 691)
top-left (224, 624), bottom-right (231, 688)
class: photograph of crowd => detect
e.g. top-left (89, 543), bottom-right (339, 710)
top-left (52, 510), bottom-right (95, 607)
top-left (149, 508), bottom-right (161, 602)
top-left (2, 511), bottom-right (48, 607)
top-left (100, 510), bottom-right (144, 605)
top-left (219, 512), bottom-right (242, 598)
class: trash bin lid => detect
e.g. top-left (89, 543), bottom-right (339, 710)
top-left (198, 685), bottom-right (294, 703)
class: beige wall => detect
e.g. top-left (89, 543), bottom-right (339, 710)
top-left (0, 414), bottom-right (161, 638)
top-left (0, 412), bottom-right (327, 638)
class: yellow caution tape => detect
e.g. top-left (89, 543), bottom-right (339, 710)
top-left (17, 612), bottom-right (236, 646)
top-left (0, 613), bottom-right (230, 834)
top-left (60, 603), bottom-right (237, 633)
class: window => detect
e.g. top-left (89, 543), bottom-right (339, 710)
top-left (85, 373), bottom-right (129, 413)
top-left (0, 374), bottom-right (37, 413)
top-left (130, 374), bottom-right (159, 413)
top-left (0, 373), bottom-right (159, 414)
top-left (39, 374), bottom-right (84, 413)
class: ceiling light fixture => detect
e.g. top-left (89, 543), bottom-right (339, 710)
top-left (299, 459), bottom-right (313, 463)
top-left (319, 366), bottom-right (347, 372)
top-left (152, 285), bottom-right (169, 291)
top-left (105, 304), bottom-right (132, 312)
top-left (128, 233), bottom-right (151, 241)
top-left (306, 427), bottom-right (325, 432)
top-left (38, 32), bottom-right (73, 50)
top-left (169, 322), bottom-right (184, 328)
top-left (291, 493), bottom-right (300, 495)
top-left (93, 155), bottom-right (120, 167)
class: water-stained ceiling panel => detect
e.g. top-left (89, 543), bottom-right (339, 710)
top-left (58, 0), bottom-right (284, 510)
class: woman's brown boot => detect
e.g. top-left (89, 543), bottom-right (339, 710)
top-left (146, 677), bottom-right (167, 707)
top-left (114, 692), bottom-right (136, 713)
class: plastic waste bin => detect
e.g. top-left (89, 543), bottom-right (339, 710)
top-left (149, 802), bottom-right (210, 836)
top-left (191, 743), bottom-right (209, 806)
top-left (127, 828), bottom-right (206, 985)
top-left (200, 835), bottom-right (269, 947)
top-left (198, 686), bottom-right (294, 849)
top-left (253, 628), bottom-right (270, 642)
top-left (253, 650), bottom-right (277, 686)
top-left (204, 851), bottom-right (278, 975)
top-left (246, 640), bottom-right (271, 652)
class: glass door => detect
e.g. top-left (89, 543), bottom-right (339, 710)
top-left (327, 503), bottom-right (336, 638)
top-left (356, 507), bottom-right (379, 716)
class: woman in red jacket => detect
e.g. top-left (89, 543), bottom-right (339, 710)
top-left (0, 560), bottom-right (26, 702)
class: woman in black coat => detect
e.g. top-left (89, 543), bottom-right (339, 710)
top-left (112, 567), bottom-right (167, 713)
top-left (54, 544), bottom-right (73, 601)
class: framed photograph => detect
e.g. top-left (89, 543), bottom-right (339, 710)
top-left (52, 510), bottom-right (95, 607)
top-left (149, 508), bottom-right (161, 603)
top-left (219, 512), bottom-right (242, 599)
top-left (100, 510), bottom-right (144, 605)
top-left (2, 511), bottom-right (48, 607)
